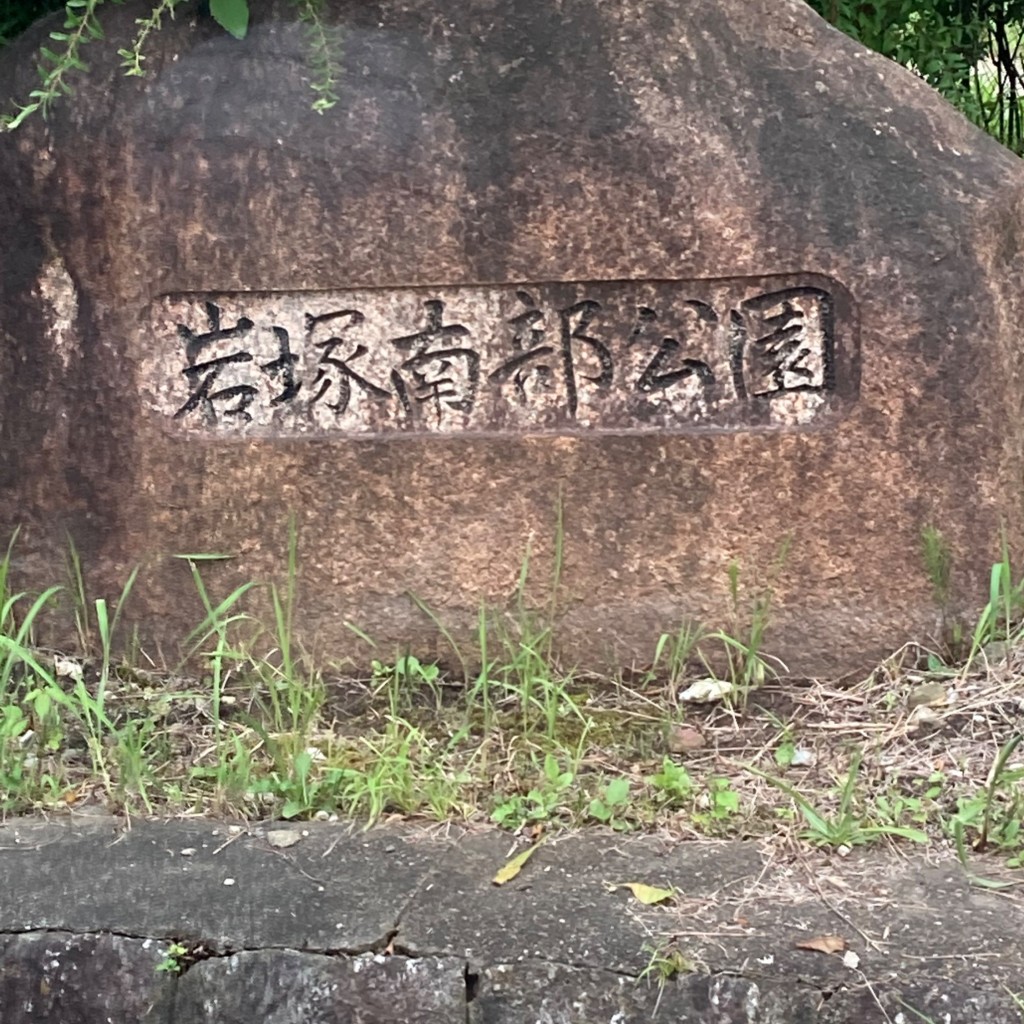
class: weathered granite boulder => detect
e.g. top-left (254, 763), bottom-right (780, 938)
top-left (2, 0), bottom-right (1024, 674)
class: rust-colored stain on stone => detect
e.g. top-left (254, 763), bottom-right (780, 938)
top-left (147, 275), bottom-right (854, 436)
top-left (1, 0), bottom-right (1023, 676)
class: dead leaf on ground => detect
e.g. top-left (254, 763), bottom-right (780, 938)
top-left (907, 704), bottom-right (942, 732)
top-left (604, 881), bottom-right (677, 905)
top-left (492, 842), bottom-right (542, 886)
top-left (907, 681), bottom-right (949, 709)
top-left (795, 934), bottom-right (846, 955)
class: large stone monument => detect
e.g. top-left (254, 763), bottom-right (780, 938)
top-left (1, 0), bottom-right (1023, 675)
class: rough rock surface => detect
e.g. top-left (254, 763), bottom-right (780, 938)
top-left (0, 931), bottom-right (174, 1023)
top-left (0, 818), bottom-right (1021, 1023)
top-left (172, 950), bottom-right (466, 1024)
top-left (3, 0), bottom-right (1024, 674)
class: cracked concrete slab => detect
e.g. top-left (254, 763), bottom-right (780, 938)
top-left (399, 830), bottom-right (766, 973)
top-left (469, 963), bottom-right (823, 1024)
top-left (0, 819), bottom-right (441, 951)
top-left (173, 950), bottom-right (466, 1024)
top-left (660, 850), bottom-right (1023, 995)
top-left (0, 931), bottom-right (175, 1024)
top-left (1, 818), bottom-right (1022, 1023)
top-left (819, 984), bottom-right (1024, 1024)
top-left (400, 831), bottom-right (1024, 1019)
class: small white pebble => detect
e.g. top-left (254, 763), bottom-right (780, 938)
top-left (266, 830), bottom-right (301, 850)
top-left (54, 656), bottom-right (83, 682)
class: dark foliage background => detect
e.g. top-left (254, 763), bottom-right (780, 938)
top-left (806, 0), bottom-right (1024, 152)
top-left (0, 0), bottom-right (64, 44)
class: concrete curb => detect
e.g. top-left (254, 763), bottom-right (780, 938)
top-left (0, 817), bottom-right (1020, 1022)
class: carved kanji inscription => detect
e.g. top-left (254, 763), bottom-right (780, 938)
top-left (144, 276), bottom-right (854, 436)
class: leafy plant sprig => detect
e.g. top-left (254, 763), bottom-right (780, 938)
top-left (117, 0), bottom-right (186, 77)
top-left (3, 0), bottom-right (344, 131)
top-left (293, 0), bottom-right (341, 113)
top-left (3, 0), bottom-right (105, 130)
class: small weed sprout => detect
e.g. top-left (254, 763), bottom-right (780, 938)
top-left (695, 776), bottom-right (742, 831)
top-left (371, 655), bottom-right (443, 715)
top-left (638, 939), bottom-right (699, 1016)
top-left (750, 753), bottom-right (928, 848)
top-left (761, 710), bottom-right (797, 767)
top-left (701, 541), bottom-right (790, 708)
top-left (649, 757), bottom-right (693, 805)
top-left (951, 733), bottom-right (1024, 875)
top-left (156, 941), bottom-right (190, 975)
top-left (491, 752), bottom-right (575, 830)
top-left (650, 621), bottom-right (706, 689)
top-left (639, 939), bottom-right (696, 984)
top-left (965, 536), bottom-right (1024, 667)
top-left (588, 776), bottom-right (632, 830)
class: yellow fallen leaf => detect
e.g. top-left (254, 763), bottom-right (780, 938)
top-left (492, 843), bottom-right (541, 886)
top-left (795, 934), bottom-right (846, 955)
top-left (606, 882), bottom-right (677, 905)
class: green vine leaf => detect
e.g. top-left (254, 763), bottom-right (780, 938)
top-left (210, 0), bottom-right (249, 40)
top-left (119, 0), bottom-right (188, 77)
top-left (292, 0), bottom-right (341, 113)
top-left (1, 0), bottom-right (105, 130)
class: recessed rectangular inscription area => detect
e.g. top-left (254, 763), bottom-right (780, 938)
top-left (144, 275), bottom-right (855, 437)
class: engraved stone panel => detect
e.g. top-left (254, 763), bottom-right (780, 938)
top-left (145, 275), bottom-right (854, 437)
